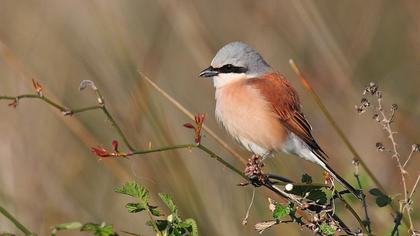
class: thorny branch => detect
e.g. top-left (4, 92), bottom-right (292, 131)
top-left (356, 82), bottom-right (420, 236)
top-left (0, 79), bottom-right (368, 235)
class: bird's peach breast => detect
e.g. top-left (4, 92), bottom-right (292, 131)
top-left (214, 80), bottom-right (288, 150)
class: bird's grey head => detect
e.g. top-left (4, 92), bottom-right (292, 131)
top-left (199, 42), bottom-right (272, 79)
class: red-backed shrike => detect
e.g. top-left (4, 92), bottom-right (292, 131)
top-left (199, 41), bottom-right (360, 198)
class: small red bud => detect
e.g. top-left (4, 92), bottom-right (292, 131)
top-left (112, 140), bottom-right (119, 152)
top-left (91, 146), bottom-right (111, 157)
top-left (183, 123), bottom-right (195, 129)
top-left (32, 79), bottom-right (43, 94)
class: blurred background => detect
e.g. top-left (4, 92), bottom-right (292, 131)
top-left (1, 0), bottom-right (419, 235)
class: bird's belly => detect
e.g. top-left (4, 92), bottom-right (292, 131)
top-left (215, 83), bottom-right (287, 156)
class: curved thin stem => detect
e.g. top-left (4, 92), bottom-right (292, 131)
top-left (0, 205), bottom-right (36, 236)
top-left (335, 192), bottom-right (369, 235)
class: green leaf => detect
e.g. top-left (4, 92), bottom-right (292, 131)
top-left (126, 202), bottom-right (146, 213)
top-left (81, 222), bottom-right (117, 236)
top-left (154, 220), bottom-right (169, 231)
top-left (158, 193), bottom-right (178, 213)
top-left (369, 188), bottom-right (392, 207)
top-left (52, 222), bottom-right (83, 230)
top-left (307, 189), bottom-right (327, 205)
top-left (1, 233), bottom-right (15, 236)
top-left (50, 222), bottom-right (83, 236)
top-left (319, 223), bottom-right (336, 235)
top-left (183, 218), bottom-right (198, 236)
top-left (272, 203), bottom-right (290, 219)
top-left (116, 182), bottom-right (149, 214)
top-left (301, 173), bottom-right (313, 184)
top-left (115, 182), bottom-right (149, 201)
top-left (369, 188), bottom-right (383, 196)
top-left (150, 207), bottom-right (162, 217)
top-left (286, 185), bottom-right (323, 196)
top-left (376, 195), bottom-right (392, 207)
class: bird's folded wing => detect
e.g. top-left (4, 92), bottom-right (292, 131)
top-left (249, 72), bottom-right (328, 161)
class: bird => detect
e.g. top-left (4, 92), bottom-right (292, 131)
top-left (199, 41), bottom-right (360, 199)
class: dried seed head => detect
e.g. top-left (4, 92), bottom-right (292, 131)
top-left (376, 142), bottom-right (385, 152)
top-left (391, 104), bottom-right (398, 111)
top-left (352, 159), bottom-right (360, 166)
top-left (372, 114), bottom-right (380, 122)
top-left (363, 82), bottom-right (378, 95)
top-left (361, 98), bottom-right (370, 108)
top-left (355, 105), bottom-right (365, 114)
top-left (412, 144), bottom-right (420, 152)
top-left (79, 80), bottom-right (97, 91)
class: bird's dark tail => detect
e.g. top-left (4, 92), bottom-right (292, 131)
top-left (321, 162), bottom-right (362, 200)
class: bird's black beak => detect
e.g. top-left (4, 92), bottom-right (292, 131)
top-left (199, 66), bottom-right (219, 78)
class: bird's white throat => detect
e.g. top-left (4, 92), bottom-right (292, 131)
top-left (212, 73), bottom-right (248, 88)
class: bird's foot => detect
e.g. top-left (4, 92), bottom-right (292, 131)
top-left (243, 155), bottom-right (268, 187)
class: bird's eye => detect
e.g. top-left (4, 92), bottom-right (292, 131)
top-left (217, 64), bottom-right (247, 74)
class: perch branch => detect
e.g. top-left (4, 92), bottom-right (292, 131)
top-left (1, 78), bottom-right (362, 235)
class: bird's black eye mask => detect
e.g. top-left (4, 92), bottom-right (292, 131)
top-left (214, 64), bottom-right (248, 74)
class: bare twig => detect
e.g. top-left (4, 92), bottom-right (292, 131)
top-left (403, 149), bottom-right (415, 168)
top-left (409, 174), bottom-right (420, 199)
top-left (0, 81), bottom-right (135, 152)
top-left (360, 82), bottom-right (419, 235)
top-left (375, 90), bottom-right (412, 234)
top-left (242, 188), bottom-right (255, 225)
top-left (353, 160), bottom-right (372, 233)
top-left (335, 191), bottom-right (369, 235)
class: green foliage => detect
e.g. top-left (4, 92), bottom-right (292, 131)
top-left (306, 189), bottom-right (327, 205)
top-left (301, 173), bottom-right (313, 184)
top-left (159, 193), bottom-right (178, 213)
top-left (48, 181), bottom-right (198, 236)
top-left (0, 233), bottom-right (15, 236)
top-left (116, 182), bottom-right (198, 236)
top-left (115, 182), bottom-right (149, 212)
top-left (81, 223), bottom-right (117, 236)
top-left (286, 174), bottom-right (328, 205)
top-left (272, 203), bottom-right (291, 219)
top-left (50, 222), bottom-right (116, 236)
top-left (126, 202), bottom-right (146, 213)
top-left (319, 223), bottom-right (336, 235)
top-left (369, 188), bottom-right (392, 207)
